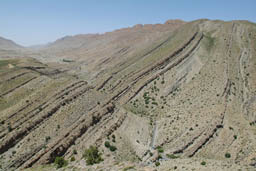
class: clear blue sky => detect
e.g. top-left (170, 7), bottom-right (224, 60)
top-left (0, 0), bottom-right (255, 46)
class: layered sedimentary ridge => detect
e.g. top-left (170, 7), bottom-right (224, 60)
top-left (0, 19), bottom-right (256, 170)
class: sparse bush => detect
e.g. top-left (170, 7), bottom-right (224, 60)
top-left (105, 140), bottom-right (117, 152)
top-left (112, 134), bottom-right (116, 142)
top-left (54, 156), bottom-right (68, 168)
top-left (70, 156), bottom-right (75, 162)
top-left (83, 146), bottom-right (103, 165)
top-left (155, 161), bottom-right (160, 166)
top-left (157, 146), bottom-right (164, 153)
top-left (201, 161), bottom-right (206, 165)
top-left (234, 135), bottom-right (237, 139)
top-left (167, 154), bottom-right (178, 159)
top-left (104, 141), bottom-right (110, 148)
top-left (152, 102), bottom-right (158, 106)
top-left (225, 153), bottom-right (231, 158)
top-left (109, 145), bottom-right (117, 152)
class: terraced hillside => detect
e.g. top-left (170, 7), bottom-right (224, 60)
top-left (0, 19), bottom-right (256, 171)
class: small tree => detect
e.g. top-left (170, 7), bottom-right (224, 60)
top-left (83, 146), bottom-right (103, 165)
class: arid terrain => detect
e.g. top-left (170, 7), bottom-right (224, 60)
top-left (0, 19), bottom-right (256, 171)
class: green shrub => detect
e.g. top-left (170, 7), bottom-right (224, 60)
top-left (201, 161), bottom-right (206, 165)
top-left (109, 145), bottom-right (117, 152)
top-left (155, 161), bottom-right (160, 166)
top-left (104, 141), bottom-right (110, 148)
top-left (167, 154), bottom-right (178, 159)
top-left (83, 146), bottom-right (103, 165)
top-left (152, 102), bottom-right (158, 106)
top-left (70, 156), bottom-right (75, 162)
top-left (156, 146), bottom-right (164, 153)
top-left (54, 156), bottom-right (68, 168)
top-left (225, 153), bottom-right (231, 158)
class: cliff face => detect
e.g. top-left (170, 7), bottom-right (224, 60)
top-left (0, 19), bottom-right (256, 170)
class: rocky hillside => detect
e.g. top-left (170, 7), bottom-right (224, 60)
top-left (0, 19), bottom-right (256, 171)
top-left (0, 37), bottom-right (22, 50)
top-left (0, 37), bottom-right (31, 59)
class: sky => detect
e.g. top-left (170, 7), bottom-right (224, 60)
top-left (0, 0), bottom-right (255, 46)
